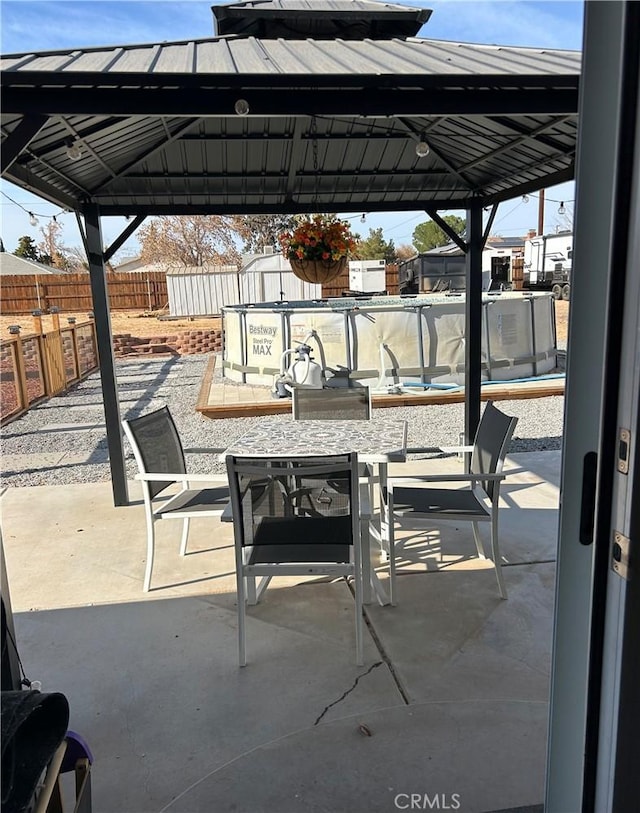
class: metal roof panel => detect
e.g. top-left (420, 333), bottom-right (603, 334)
top-left (1, 36), bottom-right (581, 78)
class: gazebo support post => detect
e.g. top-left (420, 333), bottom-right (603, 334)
top-left (465, 201), bottom-right (484, 447)
top-left (83, 203), bottom-right (128, 506)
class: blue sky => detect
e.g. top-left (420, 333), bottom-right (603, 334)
top-left (0, 0), bottom-right (584, 258)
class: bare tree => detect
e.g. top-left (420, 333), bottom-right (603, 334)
top-left (138, 215), bottom-right (241, 268)
top-left (395, 243), bottom-right (416, 261)
top-left (230, 215), bottom-right (298, 254)
top-left (37, 220), bottom-right (70, 269)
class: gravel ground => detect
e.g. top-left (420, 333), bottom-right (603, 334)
top-left (0, 355), bottom-right (564, 489)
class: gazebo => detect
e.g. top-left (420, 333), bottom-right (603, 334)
top-left (0, 0), bottom-right (580, 505)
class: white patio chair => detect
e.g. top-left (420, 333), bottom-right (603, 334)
top-left (122, 406), bottom-right (229, 592)
top-left (383, 401), bottom-right (518, 603)
top-left (225, 453), bottom-right (364, 666)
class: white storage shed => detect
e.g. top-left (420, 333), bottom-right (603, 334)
top-left (240, 251), bottom-right (321, 302)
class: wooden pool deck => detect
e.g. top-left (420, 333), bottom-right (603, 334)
top-left (196, 357), bottom-right (565, 419)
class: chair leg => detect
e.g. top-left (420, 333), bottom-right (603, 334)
top-left (143, 517), bottom-right (155, 593)
top-left (490, 512), bottom-right (508, 599)
top-left (179, 517), bottom-right (190, 557)
top-left (471, 522), bottom-right (486, 559)
top-left (245, 576), bottom-right (258, 605)
top-left (387, 502), bottom-right (397, 607)
top-left (353, 569), bottom-right (364, 667)
top-left (361, 516), bottom-right (372, 605)
top-left (237, 568), bottom-right (247, 667)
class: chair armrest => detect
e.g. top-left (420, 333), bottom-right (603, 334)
top-left (388, 472), bottom-right (506, 486)
top-left (437, 445), bottom-right (474, 454)
top-left (135, 472), bottom-right (228, 483)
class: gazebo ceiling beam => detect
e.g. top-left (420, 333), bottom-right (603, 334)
top-left (490, 114), bottom-right (576, 154)
top-left (109, 169), bottom-right (453, 182)
top-left (103, 215), bottom-right (147, 263)
top-left (93, 198), bottom-right (479, 217)
top-left (459, 116), bottom-right (575, 172)
top-left (89, 119), bottom-right (202, 195)
top-left (59, 117), bottom-right (118, 179)
top-left (397, 115), bottom-right (473, 186)
top-left (425, 207), bottom-right (468, 252)
top-left (0, 114), bottom-right (48, 173)
top-left (285, 118), bottom-right (307, 200)
top-left (2, 69), bottom-right (580, 91)
top-left (8, 162), bottom-right (82, 211)
top-left (478, 148), bottom-right (574, 193)
top-left (1, 87), bottom-right (579, 118)
top-left (479, 165), bottom-right (574, 206)
top-left (22, 116), bottom-right (140, 161)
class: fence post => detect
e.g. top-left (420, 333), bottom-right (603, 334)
top-left (32, 309), bottom-right (43, 335)
top-left (8, 326), bottom-right (28, 413)
top-left (50, 306), bottom-right (60, 331)
top-left (67, 317), bottom-right (80, 382)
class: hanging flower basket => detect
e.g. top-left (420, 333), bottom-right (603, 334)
top-left (289, 256), bottom-right (347, 284)
top-left (278, 215), bottom-right (358, 285)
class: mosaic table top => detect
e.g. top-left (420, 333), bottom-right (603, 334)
top-left (221, 418), bottom-right (407, 463)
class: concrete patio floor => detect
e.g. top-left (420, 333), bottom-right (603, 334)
top-left (0, 450), bottom-right (559, 813)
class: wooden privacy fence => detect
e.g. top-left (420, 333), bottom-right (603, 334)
top-left (0, 272), bottom-right (168, 314)
top-left (0, 313), bottom-right (99, 424)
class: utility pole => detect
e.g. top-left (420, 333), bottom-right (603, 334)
top-left (538, 189), bottom-right (545, 235)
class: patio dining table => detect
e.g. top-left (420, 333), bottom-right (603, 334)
top-left (220, 417), bottom-right (408, 605)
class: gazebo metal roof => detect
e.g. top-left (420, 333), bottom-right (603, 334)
top-left (1, 0), bottom-right (580, 218)
top-left (0, 0), bottom-right (582, 505)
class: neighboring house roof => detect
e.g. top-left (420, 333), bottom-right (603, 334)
top-left (414, 237), bottom-right (525, 257)
top-left (0, 253), bottom-right (70, 275)
top-left (112, 258), bottom-right (163, 273)
top-left (486, 236), bottom-right (526, 249)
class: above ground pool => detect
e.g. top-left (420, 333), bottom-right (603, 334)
top-left (222, 292), bottom-right (557, 390)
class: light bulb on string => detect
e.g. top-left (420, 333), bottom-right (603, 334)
top-left (234, 99), bottom-right (250, 116)
top-left (558, 201), bottom-right (566, 215)
top-left (29, 212), bottom-right (39, 227)
top-left (66, 139), bottom-right (82, 161)
top-left (360, 213), bottom-right (367, 223)
top-left (415, 137), bottom-right (430, 158)
top-left (522, 194), bottom-right (529, 203)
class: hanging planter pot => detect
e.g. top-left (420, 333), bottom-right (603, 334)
top-left (289, 256), bottom-right (347, 284)
top-left (279, 215), bottom-right (358, 288)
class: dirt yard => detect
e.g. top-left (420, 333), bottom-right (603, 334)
top-left (1, 301), bottom-right (569, 344)
top-left (0, 311), bottom-right (221, 337)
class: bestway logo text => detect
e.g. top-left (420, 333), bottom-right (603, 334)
top-left (249, 325), bottom-right (278, 336)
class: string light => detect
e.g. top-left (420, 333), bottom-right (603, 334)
top-left (360, 213), bottom-right (367, 223)
top-left (522, 194), bottom-right (529, 203)
top-left (558, 201), bottom-right (566, 215)
top-left (1, 191), bottom-right (70, 229)
top-left (234, 99), bottom-right (250, 116)
top-left (415, 136), bottom-right (430, 158)
top-left (65, 138), bottom-right (83, 161)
